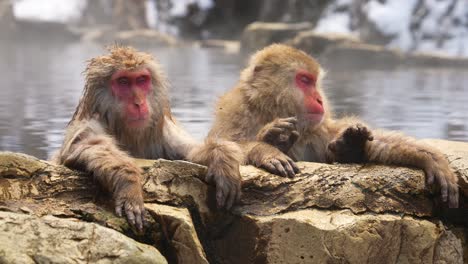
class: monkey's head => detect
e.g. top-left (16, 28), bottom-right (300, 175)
top-left (75, 45), bottom-right (169, 131)
top-left (240, 44), bottom-right (329, 129)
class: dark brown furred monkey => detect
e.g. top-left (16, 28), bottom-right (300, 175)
top-left (53, 46), bottom-right (243, 230)
top-left (209, 44), bottom-right (459, 208)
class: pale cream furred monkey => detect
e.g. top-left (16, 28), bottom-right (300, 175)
top-left (54, 46), bottom-right (243, 230)
top-left (209, 44), bottom-right (459, 208)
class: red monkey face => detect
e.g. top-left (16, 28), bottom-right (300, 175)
top-left (110, 68), bottom-right (152, 128)
top-left (294, 70), bottom-right (324, 123)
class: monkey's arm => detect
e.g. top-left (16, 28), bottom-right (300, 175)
top-left (57, 119), bottom-right (145, 230)
top-left (162, 117), bottom-right (242, 210)
top-left (366, 130), bottom-right (459, 208)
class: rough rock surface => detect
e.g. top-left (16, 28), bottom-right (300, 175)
top-left (288, 30), bottom-right (359, 56)
top-left (198, 39), bottom-right (240, 53)
top-left (0, 139), bottom-right (467, 263)
top-left (146, 204), bottom-right (208, 264)
top-left (212, 209), bottom-right (462, 264)
top-left (321, 42), bottom-right (405, 68)
top-left (0, 211), bottom-right (167, 264)
top-left (241, 22), bottom-right (312, 51)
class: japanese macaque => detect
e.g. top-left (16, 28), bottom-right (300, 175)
top-left (54, 46), bottom-right (242, 230)
top-left (209, 44), bottom-right (459, 208)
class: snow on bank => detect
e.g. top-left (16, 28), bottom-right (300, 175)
top-left (315, 12), bottom-right (352, 35)
top-left (170, 0), bottom-right (213, 17)
top-left (315, 0), bottom-right (468, 57)
top-left (315, 0), bottom-right (354, 35)
top-left (13, 0), bottom-right (87, 23)
top-left (12, 0), bottom-right (214, 29)
top-left (366, 0), bottom-right (418, 51)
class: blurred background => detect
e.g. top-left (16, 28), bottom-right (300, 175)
top-left (0, 0), bottom-right (467, 160)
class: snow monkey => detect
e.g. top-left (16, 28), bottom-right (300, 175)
top-left (54, 46), bottom-right (243, 230)
top-left (209, 44), bottom-right (459, 208)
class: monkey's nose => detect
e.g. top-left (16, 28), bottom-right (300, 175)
top-left (134, 100), bottom-right (144, 107)
top-left (317, 98), bottom-right (323, 105)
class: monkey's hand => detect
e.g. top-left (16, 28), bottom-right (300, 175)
top-left (424, 156), bottom-right (459, 208)
top-left (206, 165), bottom-right (242, 210)
top-left (256, 117), bottom-right (299, 154)
top-left (114, 177), bottom-right (145, 232)
top-left (248, 143), bottom-right (299, 178)
top-left (328, 124), bottom-right (373, 163)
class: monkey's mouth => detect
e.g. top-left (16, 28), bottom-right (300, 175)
top-left (127, 114), bottom-right (150, 127)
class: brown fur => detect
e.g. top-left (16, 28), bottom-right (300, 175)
top-left (54, 46), bottom-right (243, 230)
top-left (209, 44), bottom-right (459, 208)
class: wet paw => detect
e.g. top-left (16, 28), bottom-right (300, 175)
top-left (328, 124), bottom-right (373, 163)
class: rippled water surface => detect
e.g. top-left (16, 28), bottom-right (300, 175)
top-left (0, 42), bottom-right (467, 160)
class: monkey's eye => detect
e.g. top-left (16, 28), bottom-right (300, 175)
top-left (295, 71), bottom-right (316, 92)
top-left (117, 77), bottom-right (130, 87)
top-left (300, 75), bottom-right (312, 85)
top-left (136, 75), bottom-right (149, 85)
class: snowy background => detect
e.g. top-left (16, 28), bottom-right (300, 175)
top-left (11, 0), bottom-right (468, 57)
top-left (316, 0), bottom-right (468, 57)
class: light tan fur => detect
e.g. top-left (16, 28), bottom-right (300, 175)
top-left (209, 44), bottom-right (458, 208)
top-left (54, 46), bottom-right (243, 230)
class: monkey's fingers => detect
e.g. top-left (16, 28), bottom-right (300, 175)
top-left (225, 175), bottom-right (241, 210)
top-left (290, 131), bottom-right (300, 144)
top-left (215, 180), bottom-right (228, 209)
top-left (260, 160), bottom-right (288, 177)
top-left (426, 169), bottom-right (459, 207)
top-left (436, 172), bottom-right (449, 203)
top-left (279, 117), bottom-right (298, 125)
top-left (115, 202), bottom-right (124, 217)
top-left (344, 124), bottom-right (371, 142)
top-left (125, 203), bottom-right (137, 228)
top-left (426, 171), bottom-right (435, 185)
top-left (261, 162), bottom-right (279, 175)
top-left (136, 205), bottom-right (145, 231)
top-left (288, 158), bottom-right (300, 173)
top-left (270, 159), bottom-right (288, 177)
top-left (273, 121), bottom-right (296, 130)
top-left (448, 184), bottom-right (459, 208)
top-left (265, 127), bottom-right (285, 138)
top-left (133, 206), bottom-right (144, 232)
top-left (280, 159), bottom-right (296, 178)
top-left (357, 126), bottom-right (373, 141)
top-left (225, 186), bottom-right (238, 210)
